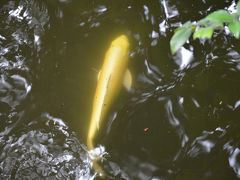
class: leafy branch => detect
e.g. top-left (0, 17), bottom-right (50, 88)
top-left (170, 1), bottom-right (240, 54)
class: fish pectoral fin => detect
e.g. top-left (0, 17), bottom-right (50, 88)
top-left (97, 121), bottom-right (100, 130)
top-left (123, 69), bottom-right (132, 92)
top-left (98, 70), bottom-right (101, 80)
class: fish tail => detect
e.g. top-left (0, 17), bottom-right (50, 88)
top-left (87, 136), bottom-right (94, 150)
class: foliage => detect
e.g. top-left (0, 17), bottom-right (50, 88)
top-left (170, 1), bottom-right (240, 54)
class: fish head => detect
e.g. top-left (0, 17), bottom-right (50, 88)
top-left (111, 35), bottom-right (130, 50)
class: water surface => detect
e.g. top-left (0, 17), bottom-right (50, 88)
top-left (0, 0), bottom-right (240, 179)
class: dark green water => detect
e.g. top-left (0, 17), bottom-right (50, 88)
top-left (0, 0), bottom-right (240, 179)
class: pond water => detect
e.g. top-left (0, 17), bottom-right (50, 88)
top-left (0, 0), bottom-right (240, 179)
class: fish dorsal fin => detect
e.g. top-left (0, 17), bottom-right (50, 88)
top-left (123, 69), bottom-right (132, 92)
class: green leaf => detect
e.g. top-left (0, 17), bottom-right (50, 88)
top-left (193, 27), bottom-right (214, 39)
top-left (174, 21), bottom-right (192, 32)
top-left (197, 18), bottom-right (210, 26)
top-left (198, 18), bottom-right (223, 29)
top-left (170, 22), bottom-right (193, 54)
top-left (205, 10), bottom-right (234, 23)
top-left (228, 20), bottom-right (240, 38)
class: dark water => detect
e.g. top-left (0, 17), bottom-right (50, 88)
top-left (0, 0), bottom-right (240, 179)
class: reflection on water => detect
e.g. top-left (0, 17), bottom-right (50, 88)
top-left (0, 113), bottom-right (91, 179)
top-left (0, 0), bottom-right (240, 179)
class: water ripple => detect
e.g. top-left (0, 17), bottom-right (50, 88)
top-left (0, 113), bottom-right (92, 179)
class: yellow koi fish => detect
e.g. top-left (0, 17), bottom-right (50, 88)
top-left (87, 35), bottom-right (131, 150)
